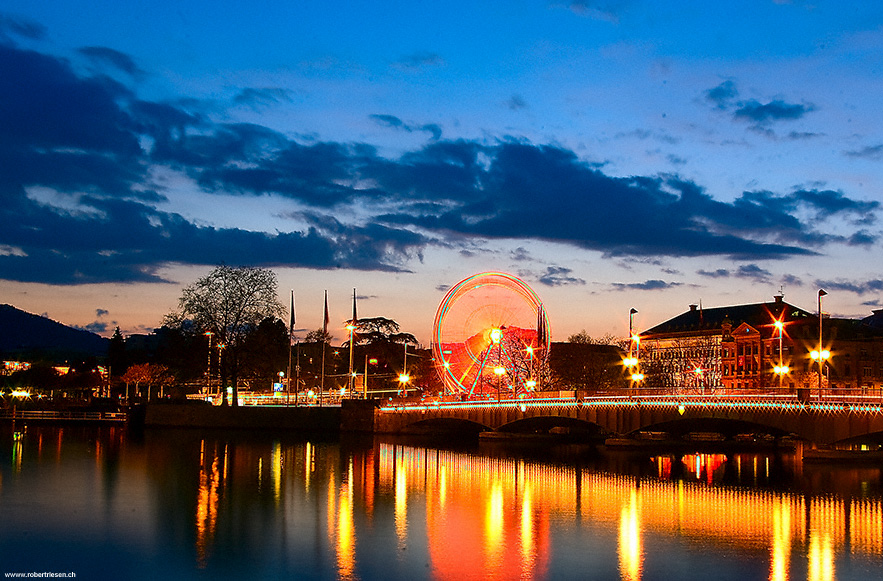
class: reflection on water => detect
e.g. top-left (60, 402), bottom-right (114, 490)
top-left (1, 426), bottom-right (882, 580)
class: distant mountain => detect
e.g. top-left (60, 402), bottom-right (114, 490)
top-left (0, 304), bottom-right (109, 361)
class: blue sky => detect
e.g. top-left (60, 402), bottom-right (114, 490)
top-left (2, 1), bottom-right (882, 344)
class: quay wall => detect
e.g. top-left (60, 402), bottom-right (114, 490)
top-left (142, 400), bottom-right (379, 432)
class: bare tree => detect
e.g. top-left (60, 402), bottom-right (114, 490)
top-left (166, 265), bottom-right (283, 406)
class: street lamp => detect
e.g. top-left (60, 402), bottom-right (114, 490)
top-left (494, 365), bottom-right (506, 401)
top-left (398, 372), bottom-right (410, 396)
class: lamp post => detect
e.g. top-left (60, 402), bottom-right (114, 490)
top-left (204, 331), bottom-right (213, 396)
top-left (629, 308), bottom-right (638, 360)
top-left (346, 321), bottom-right (356, 398)
top-left (399, 343), bottom-right (410, 397)
top-left (773, 320), bottom-right (790, 389)
top-left (218, 343), bottom-right (226, 405)
top-left (818, 289), bottom-right (827, 399)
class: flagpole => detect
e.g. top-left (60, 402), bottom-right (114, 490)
top-left (348, 288), bottom-right (357, 399)
top-left (295, 340), bottom-right (300, 407)
top-left (287, 290), bottom-right (294, 407)
top-left (321, 290), bottom-right (328, 407)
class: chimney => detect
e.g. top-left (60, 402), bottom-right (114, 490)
top-left (774, 295), bottom-right (783, 304)
top-left (689, 304), bottom-right (698, 312)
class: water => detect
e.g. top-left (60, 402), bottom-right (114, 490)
top-left (1, 425), bottom-right (882, 580)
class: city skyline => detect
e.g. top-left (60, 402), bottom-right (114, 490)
top-left (2, 1), bottom-right (882, 345)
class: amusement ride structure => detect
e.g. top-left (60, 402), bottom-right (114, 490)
top-left (432, 272), bottom-right (551, 398)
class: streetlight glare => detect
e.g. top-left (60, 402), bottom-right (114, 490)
top-left (490, 328), bottom-right (502, 344)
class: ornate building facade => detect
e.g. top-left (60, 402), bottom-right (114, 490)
top-left (639, 296), bottom-right (883, 393)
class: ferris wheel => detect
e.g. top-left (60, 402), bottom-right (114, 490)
top-left (432, 272), bottom-right (551, 398)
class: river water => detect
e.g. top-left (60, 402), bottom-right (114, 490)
top-left (1, 425), bottom-right (881, 580)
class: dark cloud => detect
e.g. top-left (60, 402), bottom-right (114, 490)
top-left (0, 44), bottom-right (140, 156)
top-left (392, 51), bottom-right (444, 71)
top-left (233, 87), bottom-right (293, 110)
top-left (845, 144), bottom-right (883, 160)
top-left (786, 131), bottom-right (821, 141)
top-left (79, 308), bottom-right (113, 334)
top-left (705, 80), bottom-right (738, 110)
top-left (0, 12), bottom-right (46, 41)
top-left (735, 264), bottom-right (772, 282)
top-left (814, 279), bottom-right (883, 296)
top-left (78, 46), bottom-right (142, 76)
top-left (704, 81), bottom-right (814, 128)
top-left (734, 99), bottom-right (813, 124)
top-left (536, 266), bottom-right (586, 287)
top-left (510, 247), bottom-right (531, 261)
top-left (697, 268), bottom-right (730, 278)
top-left (611, 279), bottom-right (680, 291)
top-left (507, 95), bottom-right (528, 110)
top-left (781, 274), bottom-right (803, 287)
top-left (370, 114), bottom-right (442, 140)
top-left (0, 42), bottom-right (879, 287)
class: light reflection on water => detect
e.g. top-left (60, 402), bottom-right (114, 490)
top-left (1, 425), bottom-right (882, 580)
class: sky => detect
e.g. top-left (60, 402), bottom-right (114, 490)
top-left (2, 0), bottom-right (883, 346)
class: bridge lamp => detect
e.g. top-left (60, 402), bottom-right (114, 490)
top-left (525, 379), bottom-right (536, 390)
top-left (773, 319), bottom-right (786, 388)
top-left (398, 373), bottom-right (410, 384)
top-left (630, 373), bottom-right (644, 382)
top-left (809, 349), bottom-right (831, 395)
top-left (490, 328), bottom-right (503, 344)
top-left (623, 357), bottom-right (638, 368)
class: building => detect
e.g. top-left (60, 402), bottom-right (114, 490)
top-left (638, 295), bottom-right (883, 393)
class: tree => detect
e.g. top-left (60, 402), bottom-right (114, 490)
top-left (567, 330), bottom-right (619, 346)
top-left (551, 332), bottom-right (625, 392)
top-left (121, 362), bottom-right (173, 401)
top-left (352, 316), bottom-right (418, 346)
top-left (304, 329), bottom-right (334, 343)
top-left (166, 265), bottom-right (283, 405)
top-left (240, 317), bottom-right (289, 388)
top-left (107, 326), bottom-right (128, 377)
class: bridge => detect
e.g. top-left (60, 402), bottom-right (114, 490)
top-left (372, 394), bottom-right (883, 447)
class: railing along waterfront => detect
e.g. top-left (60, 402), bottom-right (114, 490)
top-left (0, 409), bottom-right (128, 422)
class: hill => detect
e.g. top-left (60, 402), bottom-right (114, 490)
top-left (0, 304), bottom-right (109, 361)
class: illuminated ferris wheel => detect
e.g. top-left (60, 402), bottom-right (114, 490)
top-left (432, 272), bottom-right (551, 398)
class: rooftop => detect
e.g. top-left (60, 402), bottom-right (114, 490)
top-left (641, 295), bottom-right (815, 337)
